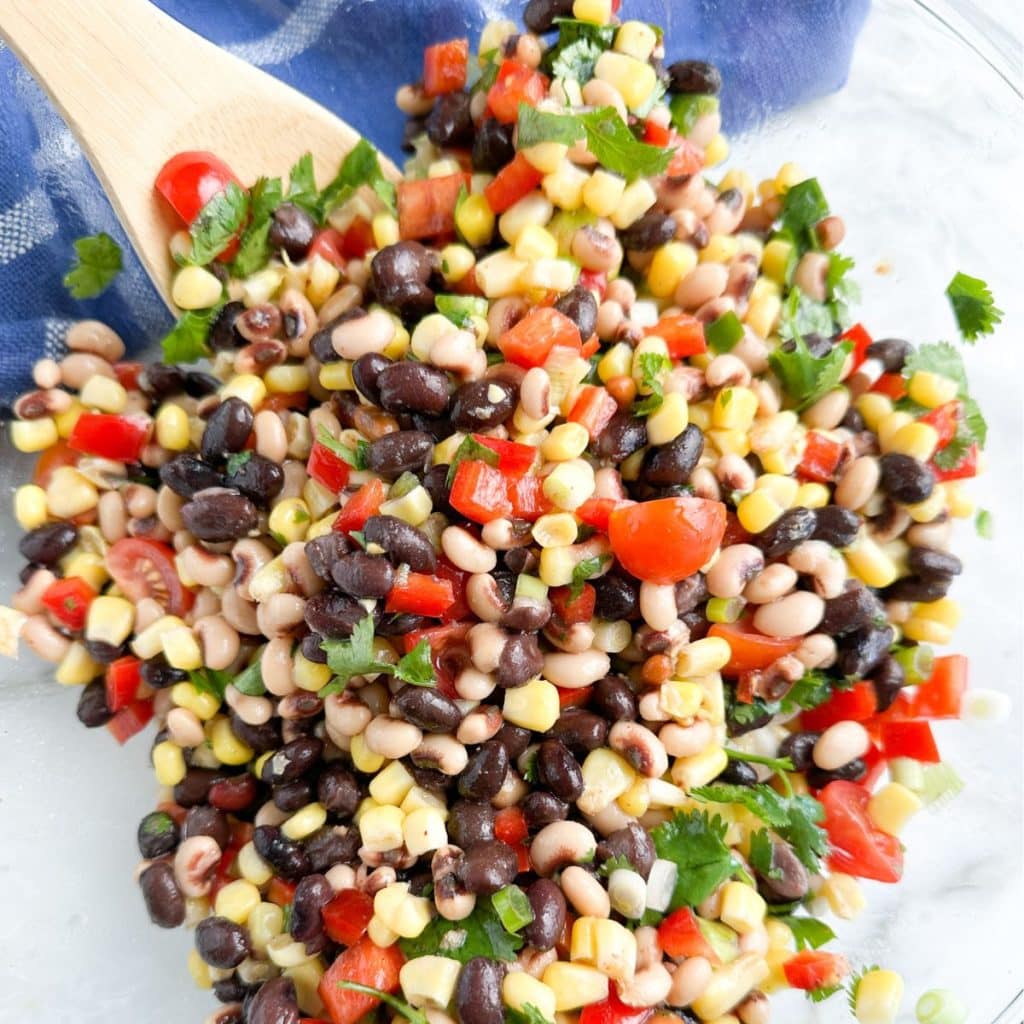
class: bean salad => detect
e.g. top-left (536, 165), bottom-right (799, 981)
top-left (1, 3), bottom-right (1003, 1024)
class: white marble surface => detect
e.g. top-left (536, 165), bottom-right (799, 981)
top-left (0, 2), bottom-right (1022, 1022)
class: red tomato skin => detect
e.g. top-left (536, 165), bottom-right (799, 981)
top-left (657, 908), bottom-right (717, 960)
top-left (385, 573), bottom-right (455, 617)
top-left (646, 313), bottom-right (707, 358)
top-left (308, 228), bottom-right (347, 267)
top-left (397, 173), bottom-right (468, 240)
top-left (487, 60), bottom-right (548, 123)
top-left (68, 413), bottom-right (150, 462)
top-left (322, 889), bottom-right (375, 946)
top-left (483, 152), bottom-right (545, 214)
top-left (579, 987), bottom-right (654, 1024)
top-left (568, 386), bottom-right (619, 441)
top-left (307, 442), bottom-right (351, 493)
top-left (800, 681), bottom-right (878, 731)
top-left (821, 781), bottom-right (904, 882)
top-left (449, 460), bottom-right (513, 523)
top-left (422, 39), bottom-right (469, 97)
top-left (106, 656), bottom-right (144, 713)
top-left (319, 937), bottom-right (405, 1024)
top-left (609, 497), bottom-right (726, 584)
top-left (41, 576), bottom-right (96, 630)
top-left (267, 878), bottom-right (297, 907)
top-left (334, 479), bottom-right (386, 535)
top-left (707, 620), bottom-right (803, 675)
top-left (576, 497), bottom-right (632, 534)
top-left (106, 698), bottom-right (154, 744)
top-left (106, 537), bottom-right (193, 616)
top-left (878, 719), bottom-right (940, 762)
top-left (154, 151), bottom-right (241, 225)
top-left (32, 440), bottom-right (78, 488)
top-left (550, 584), bottom-right (596, 626)
top-left (783, 950), bottom-right (850, 990)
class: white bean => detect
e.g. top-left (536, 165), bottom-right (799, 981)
top-left (743, 563), bottom-right (797, 605)
top-left (752, 590), bottom-right (824, 638)
top-left (542, 649), bottom-right (610, 689)
top-left (561, 865), bottom-right (611, 918)
top-left (441, 526), bottom-right (497, 574)
top-left (813, 721), bottom-right (870, 770)
top-left (639, 582), bottom-right (679, 632)
top-left (835, 455), bottom-right (880, 510)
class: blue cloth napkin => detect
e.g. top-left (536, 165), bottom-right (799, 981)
top-left (0, 0), bottom-right (868, 407)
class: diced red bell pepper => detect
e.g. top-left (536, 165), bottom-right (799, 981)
top-left (498, 305), bottom-right (582, 369)
top-left (707, 620), bottom-right (802, 676)
top-left (800, 681), bottom-right (878, 731)
top-left (872, 372), bottom-right (907, 400)
top-left (494, 807), bottom-right (529, 846)
top-left (569, 386), bottom-right (619, 441)
top-left (105, 656), bottom-right (144, 714)
top-left (580, 335), bottom-right (601, 359)
top-left (385, 573), bottom-right (455, 617)
top-left (422, 38), bottom-right (469, 97)
top-left (909, 654), bottom-right (968, 719)
top-left (860, 741), bottom-right (888, 790)
top-left (342, 218), bottom-right (377, 260)
top-left (643, 120), bottom-right (672, 147)
top-left (41, 576), bottom-right (96, 630)
top-left (267, 877), bottom-right (297, 907)
top-left (68, 412), bottom-right (149, 462)
top-left (487, 60), bottom-right (548, 124)
top-left (646, 313), bottom-right (707, 359)
top-left (878, 719), bottom-right (940, 763)
top-left (321, 888), bottom-right (375, 946)
top-left (435, 558), bottom-right (471, 624)
top-left (113, 361), bottom-right (144, 391)
top-left (931, 443), bottom-right (978, 482)
top-left (657, 907), bottom-right (717, 960)
top-left (308, 228), bottom-right (347, 267)
top-left (334, 479), bottom-right (386, 536)
top-left (513, 840), bottom-right (531, 873)
top-left (558, 684), bottom-right (593, 709)
top-left (449, 459), bottom-right (513, 523)
top-left (319, 937), bottom-right (405, 1024)
top-left (307, 442), bottom-right (351, 493)
top-left (550, 584), bottom-right (596, 626)
top-left (783, 950), bottom-right (850, 991)
top-left (398, 173), bottom-right (469, 240)
top-left (840, 322), bottom-right (874, 369)
top-left (576, 496), bottom-right (632, 533)
top-left (507, 473), bottom-right (553, 521)
top-left (483, 152), bottom-right (544, 214)
top-left (798, 431), bottom-right (845, 483)
top-left (920, 401), bottom-right (961, 449)
top-left (473, 435), bottom-right (537, 476)
top-left (106, 697), bottom-right (154, 745)
top-left (579, 986), bottom-right (653, 1024)
top-left (401, 620), bottom-right (472, 697)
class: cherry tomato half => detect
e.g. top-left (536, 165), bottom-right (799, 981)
top-left (106, 538), bottom-right (193, 616)
top-left (154, 151), bottom-right (241, 225)
top-left (820, 780), bottom-right (904, 883)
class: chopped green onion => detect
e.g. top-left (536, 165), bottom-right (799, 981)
top-left (887, 757), bottom-right (926, 792)
top-left (916, 989), bottom-right (968, 1024)
top-left (704, 311), bottom-right (745, 354)
top-left (669, 93), bottom-right (719, 137)
top-left (696, 918), bottom-right (739, 964)
top-left (515, 574), bottom-right (549, 602)
top-left (916, 762), bottom-right (964, 805)
top-left (706, 596), bottom-right (745, 624)
top-left (491, 884), bottom-right (534, 933)
top-left (390, 472), bottom-right (421, 499)
top-left (892, 643), bottom-right (935, 686)
top-left (436, 293), bottom-right (489, 327)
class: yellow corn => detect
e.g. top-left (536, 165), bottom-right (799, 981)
top-left (646, 392), bottom-right (690, 446)
top-left (499, 193), bottom-right (554, 244)
top-left (700, 234), bottom-right (739, 268)
top-left (520, 257), bottom-right (577, 293)
top-left (593, 50), bottom-right (656, 111)
top-left (755, 472), bottom-right (800, 509)
top-left (503, 678), bottom-right (560, 732)
top-left (360, 804), bottom-right (405, 852)
top-left (367, 914), bottom-right (399, 947)
top-left (513, 224), bottom-right (558, 264)
top-left (712, 386), bottom-right (759, 431)
top-left (708, 428), bottom-right (751, 458)
top-left (844, 536), bottom-right (899, 587)
top-left (577, 747), bottom-right (635, 815)
top-left (820, 872), bottom-right (866, 920)
top-left (542, 422), bottom-right (590, 463)
top-left (168, 682), bottom-right (219, 720)
top-left (268, 497), bottom-right (311, 544)
top-left (161, 625), bottom-right (203, 671)
top-left (675, 637), bottom-right (732, 677)
top-left (613, 19), bottom-right (658, 59)
top-left (761, 237), bottom-right (794, 285)
top-left (248, 902), bottom-right (284, 955)
top-left (764, 918), bottom-right (796, 953)
top-left (704, 133), bottom-right (730, 167)
top-left (569, 917), bottom-right (637, 983)
top-left (744, 293), bottom-right (781, 338)
top-left (611, 180), bottom-right (658, 230)
top-left (854, 969), bottom-right (904, 1024)
top-left (376, 883), bottom-right (433, 938)
top-left (543, 459), bottom-right (595, 511)
top-left (402, 806), bottom-right (448, 856)
top-left (598, 342), bottom-right (633, 383)
top-left (378, 484), bottom-right (433, 526)
top-left (774, 162), bottom-right (808, 192)
top-left (532, 512), bottom-right (578, 549)
top-left (522, 142), bottom-right (569, 175)
top-left (83, 595), bottom-right (134, 648)
top-left (456, 194), bottom-right (496, 248)
top-left (542, 962), bottom-right (609, 1012)
top-left (647, 242), bottom-right (699, 298)
top-left (369, 760), bottom-right (416, 806)
top-left (475, 250), bottom-right (530, 299)
top-left (573, 0), bottom-right (612, 24)
top-left (187, 948), bottom-right (213, 990)
top-left (221, 374), bottom-right (267, 408)
top-left (154, 403), bottom-right (190, 451)
top-left (907, 370), bottom-right (958, 409)
top-left (14, 484), bottom-right (49, 530)
top-left (692, 955), bottom-right (770, 1021)
top-left (884, 421), bottom-right (940, 461)
top-left (719, 882), bottom-right (766, 935)
top-left (281, 802), bottom-right (328, 841)
top-left (53, 398), bottom-right (83, 439)
top-left (293, 650), bottom-right (332, 693)
top-left (132, 613), bottom-right (186, 659)
top-left (266, 934), bottom-right (317, 968)
top-left (60, 550), bottom-right (108, 591)
top-left (660, 680), bottom-right (705, 721)
top-left (46, 466), bottom-right (98, 518)
top-left (265, 364), bottom-right (310, 395)
top-left (867, 782), bottom-right (922, 836)
top-left (371, 211), bottom-right (400, 249)
top-left (583, 170), bottom-right (627, 218)
top-left (876, 410), bottom-right (914, 450)
top-left (719, 169), bottom-right (755, 209)
top-left (543, 162), bottom-right (590, 212)
top-left (734, 489), bottom-right (782, 534)
top-left (795, 481), bottom-right (831, 508)
top-left (152, 740), bottom-right (187, 786)
top-left (671, 744), bottom-right (729, 791)
top-left (237, 843), bottom-right (274, 887)
top-left (214, 880), bottom-right (261, 925)
top-left (400, 956), bottom-right (462, 1009)
top-left (440, 243), bottom-right (476, 284)
top-left (209, 717), bottom-right (255, 766)
top-left (855, 392), bottom-right (893, 432)
top-left (172, 265), bottom-right (223, 309)
top-left (400, 785), bottom-right (447, 816)
top-left (284, 960), bottom-right (325, 1017)
top-left (351, 731), bottom-right (387, 773)
top-left (904, 489), bottom-right (947, 523)
top-left (353, 796), bottom-right (381, 827)
top-left (79, 374), bottom-right (128, 414)
top-left (538, 545), bottom-right (577, 587)
top-left (319, 360), bottom-right (355, 392)
top-left (305, 255), bottom-right (340, 307)
top-left (616, 778), bottom-right (650, 817)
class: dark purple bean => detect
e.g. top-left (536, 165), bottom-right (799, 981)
top-left (594, 576), bottom-right (639, 621)
top-left (592, 675), bottom-right (638, 722)
top-left (183, 805), bottom-right (230, 849)
top-left (262, 737), bottom-right (324, 785)
top-left (371, 242), bottom-right (435, 320)
top-left (224, 453), bottom-right (284, 506)
top-left (524, 0), bottom-right (574, 32)
top-left (290, 874), bottom-right (334, 942)
top-left (331, 551), bottom-right (395, 599)
top-left (362, 516), bottom-right (436, 574)
top-left (18, 522), bottom-right (77, 565)
top-left (812, 505), bottom-right (860, 548)
top-left (201, 397), bottom-right (254, 460)
top-left (447, 800), bottom-right (496, 847)
top-left (394, 685), bottom-right (463, 732)
top-left (841, 407), bottom-right (865, 433)
top-left (675, 573), bottom-right (709, 615)
top-left (245, 976), bottom-right (300, 1024)
top-left (304, 590), bottom-right (367, 639)
top-left (620, 211), bottom-right (677, 251)
top-left (537, 739), bottom-right (584, 801)
top-left (421, 464), bottom-right (454, 516)
top-left (550, 708), bottom-right (608, 753)
top-left (174, 768), bottom-right (220, 808)
top-left (458, 740), bottom-right (508, 800)
top-left (208, 774), bottom-right (259, 813)
top-left (76, 679), bottom-right (112, 728)
top-left (230, 710), bottom-right (281, 754)
top-left (472, 117), bottom-right (516, 173)
top-left (755, 507), bottom-right (818, 558)
top-left (871, 655), bottom-right (905, 713)
top-left (318, 765), bottom-right (361, 818)
top-left (500, 597), bottom-right (552, 632)
top-left (523, 879), bottom-right (567, 951)
top-left (593, 410), bottom-right (647, 461)
top-left (139, 362), bottom-right (187, 399)
top-left (273, 779), bottom-right (313, 813)
top-left (908, 547), bottom-right (962, 579)
top-left (887, 575), bottom-right (954, 602)
top-left (352, 353), bottom-right (392, 406)
top-left (835, 625), bottom-right (894, 679)
top-left (402, 116), bottom-right (426, 153)
top-left (213, 977), bottom-right (250, 1005)
top-left (140, 861), bottom-right (186, 928)
top-left (182, 488), bottom-right (258, 542)
top-left (714, 759), bottom-right (758, 786)
top-left (523, 791), bottom-right (569, 831)
top-left (865, 338), bottom-right (912, 372)
top-left (820, 585), bottom-right (882, 636)
top-left (668, 59), bottom-right (722, 94)
top-left (492, 723), bottom-right (531, 759)
top-left (377, 613), bottom-right (431, 636)
top-left (195, 916), bottom-right (250, 969)
top-left (426, 91), bottom-right (474, 147)
top-left (496, 632), bottom-right (544, 689)
top-left (460, 839), bottom-right (518, 894)
top-left (268, 203), bottom-right (316, 260)
top-left (755, 837), bottom-right (809, 903)
top-left (807, 758), bottom-right (868, 788)
top-left (456, 957), bottom-right (507, 1024)
top-left (83, 638), bottom-right (129, 664)
top-left (208, 302), bottom-right (246, 352)
top-left (187, 370), bottom-right (221, 399)
top-left (451, 379), bottom-right (517, 432)
top-left (305, 532), bottom-right (352, 581)
top-left (377, 361), bottom-right (452, 416)
top-left (641, 424), bottom-right (704, 486)
top-left (305, 826), bottom-right (360, 873)
top-left (137, 810), bottom-right (179, 858)
top-left (596, 822), bottom-right (655, 879)
top-left (879, 453), bottom-right (934, 505)
top-left (554, 284), bottom-right (598, 340)
top-left (365, 430), bottom-right (434, 480)
top-left (253, 826), bottom-right (312, 881)
top-left (159, 454), bottom-right (225, 499)
top-left (779, 731), bottom-right (820, 772)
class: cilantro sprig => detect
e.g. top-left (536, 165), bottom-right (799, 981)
top-left (769, 331), bottom-right (852, 411)
top-left (446, 435), bottom-right (500, 487)
top-left (569, 554), bottom-right (610, 600)
top-left (320, 616), bottom-right (435, 695)
top-left (63, 232), bottom-right (123, 299)
top-left (189, 181), bottom-right (249, 265)
top-left (161, 301), bottom-right (225, 363)
top-left (231, 175), bottom-right (284, 278)
top-left (334, 982), bottom-right (428, 1024)
top-left (632, 351), bottom-right (671, 416)
top-left (316, 426), bottom-right (369, 470)
top-left (651, 810), bottom-right (746, 909)
top-left (398, 896), bottom-right (523, 963)
top-left (542, 19), bottom-right (615, 84)
top-left (945, 270), bottom-right (1002, 342)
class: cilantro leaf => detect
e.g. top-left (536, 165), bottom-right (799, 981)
top-left (473, 49), bottom-right (502, 94)
top-left (316, 426), bottom-right (368, 469)
top-left (569, 554), bottom-right (610, 601)
top-left (807, 983), bottom-right (843, 1003)
top-left (226, 450), bottom-right (254, 475)
top-left (189, 182), bottom-right (249, 265)
top-left (321, 616), bottom-right (392, 686)
top-left (232, 657), bottom-right (265, 697)
top-left (975, 507), bottom-right (993, 539)
top-left (161, 302), bottom-right (224, 363)
top-left (651, 811), bottom-right (743, 909)
top-left (779, 669), bottom-right (841, 714)
top-left (945, 270), bottom-right (1003, 342)
top-left (63, 232), bottom-right (123, 298)
top-left (507, 1006), bottom-right (555, 1024)
top-left (231, 176), bottom-right (284, 278)
top-left (285, 153), bottom-right (320, 219)
top-left (669, 93), bottom-right (719, 137)
top-left (543, 19), bottom-right (615, 83)
top-left (446, 435), bottom-right (500, 487)
top-left (632, 351), bottom-right (670, 416)
top-left (769, 332), bottom-right (852, 411)
top-left (596, 854), bottom-right (634, 879)
top-left (780, 178), bottom-right (830, 245)
top-left (188, 667), bottom-right (232, 701)
top-left (778, 915), bottom-right (836, 951)
top-left (334, 982), bottom-right (428, 1024)
top-left (778, 287), bottom-right (837, 343)
top-left (748, 829), bottom-right (781, 881)
top-left (692, 783), bottom-right (791, 828)
top-left (781, 794), bottom-right (829, 873)
top-left (319, 138), bottom-right (397, 218)
top-left (393, 639), bottom-right (436, 687)
top-left (399, 899), bottom-right (523, 963)
top-left (723, 748), bottom-right (795, 773)
top-left (903, 340), bottom-right (967, 390)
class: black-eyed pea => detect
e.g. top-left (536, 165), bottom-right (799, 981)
top-left (794, 251), bottom-right (830, 302)
top-left (365, 715), bottom-right (423, 760)
top-left (752, 591), bottom-right (825, 638)
top-left (256, 593), bottom-right (307, 638)
top-left (660, 720), bottom-right (714, 758)
top-left (455, 667), bottom-right (497, 701)
top-left (667, 957), bottom-right (713, 1009)
top-left (705, 353), bottom-right (751, 390)
top-left (560, 865), bottom-right (610, 918)
top-left (456, 705), bottom-right (503, 746)
top-left (690, 466), bottom-right (721, 501)
top-left (12, 567), bottom-right (57, 615)
top-left (21, 613), bottom-right (72, 662)
top-left (609, 721), bottom-right (669, 779)
top-left (618, 963), bottom-right (673, 1009)
top-left (468, 622), bottom-right (508, 674)
top-left (803, 387), bottom-right (850, 430)
top-left (220, 587), bottom-right (260, 636)
top-left (639, 582), bottom-right (678, 633)
top-left (675, 262), bottom-right (728, 311)
top-left (324, 691), bottom-right (372, 738)
top-left (529, 820), bottom-right (597, 876)
top-left (715, 453), bottom-right (756, 493)
top-left (253, 409), bottom-right (289, 463)
top-left (546, 621), bottom-right (595, 654)
top-left (706, 544), bottom-right (765, 599)
top-left (194, 615), bottom-right (241, 672)
top-left (261, 636), bottom-right (296, 697)
top-left (98, 490), bottom-right (128, 543)
top-left (67, 319), bottom-right (126, 361)
top-left (788, 540), bottom-right (846, 599)
top-left (442, 526), bottom-right (498, 574)
top-left (743, 563), bottom-right (797, 605)
top-left (173, 835), bottom-right (221, 898)
top-left (32, 357), bottom-right (62, 390)
top-left (167, 707), bottom-right (206, 748)
top-left (60, 352), bottom-right (116, 389)
top-left (835, 454), bottom-right (880, 510)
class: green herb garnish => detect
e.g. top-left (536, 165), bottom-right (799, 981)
top-left (161, 301), bottom-right (225, 363)
top-left (945, 270), bottom-right (1002, 342)
top-left (320, 617), bottom-right (436, 692)
top-left (650, 810), bottom-right (745, 909)
top-left (189, 182), bottom-right (249, 265)
top-left (63, 232), bottom-right (123, 298)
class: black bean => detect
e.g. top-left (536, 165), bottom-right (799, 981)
top-left (268, 202), bottom-right (316, 260)
top-left (871, 655), bottom-right (905, 713)
top-left (394, 685), bottom-right (463, 732)
top-left (245, 976), bottom-right (301, 1024)
top-left (524, 0), bottom-right (574, 32)
top-left (137, 810), bottom-right (179, 858)
top-left (619, 211), bottom-right (677, 251)
top-left (865, 338), bottom-right (912, 372)
top-left (426, 91), bottom-right (474, 147)
top-left (305, 532), bottom-right (352, 581)
top-left (641, 424), bottom-right (704, 486)
top-left (522, 792), bottom-right (569, 832)
top-left (402, 115), bottom-right (426, 152)
top-left (262, 737), bottom-right (324, 785)
top-left (674, 574), bottom-right (709, 616)
top-left (554, 284), bottom-right (598, 340)
top-left (289, 874), bottom-right (334, 942)
top-left (174, 768), bottom-right (220, 808)
top-left (448, 800), bottom-right (496, 847)
top-left (597, 823), bottom-right (655, 879)
top-left (331, 551), bottom-right (395, 599)
top-left (253, 826), bottom-right (312, 880)
top-left (458, 740), bottom-right (509, 800)
top-left (195, 916), bottom-right (250, 969)
top-left (807, 758), bottom-right (868, 788)
top-left (183, 805), bottom-right (230, 849)
top-left (537, 739), bottom-right (584, 801)
top-left (182, 488), bottom-right (258, 542)
top-left (159, 454), bottom-right (225, 499)
top-left (76, 679), bottom-right (112, 728)
top-left (139, 362), bottom-right (188, 400)
top-left (550, 707), bottom-right (608, 753)
top-left (371, 242), bottom-right (435, 320)
top-left (812, 505), bottom-right (860, 548)
top-left (594, 576), bottom-right (639, 621)
top-left (83, 638), bottom-right (129, 664)
top-left (230, 710), bottom-right (281, 754)
top-left (305, 826), bottom-right (360, 873)
top-left (273, 780), bottom-right (313, 813)
top-left (484, 729), bottom-right (526, 768)
top-left (18, 522), bottom-right (77, 565)
top-left (779, 731), bottom-right (820, 772)
top-left (318, 764), bottom-right (361, 818)
top-left (365, 430), bottom-right (434, 480)
top-left (460, 839), bottom-right (518, 895)
top-left (501, 541), bottom-right (537, 576)
top-left (451, 379), bottom-right (517, 432)
top-left (888, 575), bottom-right (954, 602)
top-left (755, 837), bottom-right (809, 903)
top-left (501, 598), bottom-right (552, 633)
top-left (208, 302), bottom-right (246, 352)
top-left (456, 957), bottom-right (507, 1024)
top-left (224, 453), bottom-right (284, 506)
top-left (836, 625), bottom-right (894, 678)
top-left (593, 410), bottom-right (648, 461)
top-left (841, 407), bottom-right (865, 432)
top-left (495, 632), bottom-right (543, 689)
top-left (351, 353), bottom-right (392, 406)
top-left (304, 590), bottom-right (367, 639)
top-left (378, 613), bottom-right (431, 636)
top-left (715, 759), bottom-right (758, 786)
top-left (908, 547), bottom-right (962, 579)
top-left (523, 879), bottom-right (566, 951)
top-left (820, 585), bottom-right (882, 636)
top-left (755, 507), bottom-right (818, 558)
top-left (879, 453), bottom-right (935, 505)
top-left (592, 675), bottom-right (638, 722)
top-left (201, 397), bottom-right (254, 460)
top-left (668, 59), bottom-right (722, 94)
top-left (472, 117), bottom-right (516, 173)
top-left (377, 362), bottom-right (452, 417)
top-left (213, 977), bottom-right (250, 1005)
top-left (726, 702), bottom-right (773, 737)
top-left (18, 563), bottom-right (41, 585)
top-left (140, 861), bottom-right (186, 929)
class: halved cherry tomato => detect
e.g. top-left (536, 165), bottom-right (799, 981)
top-left (397, 173), bottom-right (469, 240)
top-left (721, 511), bottom-right (752, 548)
top-left (609, 497), bottom-right (725, 584)
top-left (32, 440), bottom-right (78, 489)
top-left (307, 228), bottom-right (347, 267)
top-left (307, 442), bottom-right (351, 493)
top-left (155, 151), bottom-right (241, 225)
top-left (473, 435), bottom-right (537, 476)
top-left (321, 889), bottom-right (375, 946)
top-left (68, 412), bottom-right (150, 462)
top-left (657, 908), bottom-right (717, 960)
top-left (105, 656), bottom-right (143, 714)
top-left (820, 780), bottom-right (904, 883)
top-left (449, 460), bottom-right (513, 523)
top-left (267, 877), bottom-right (297, 907)
top-left (41, 576), bottom-right (96, 630)
top-left (494, 807), bottom-right (529, 846)
top-left (646, 313), bottom-right (707, 359)
top-left (113, 361), bottom-right (144, 391)
top-left (872, 372), bottom-right (907, 400)
top-left (569, 386), bottom-right (619, 441)
top-left (385, 573), bottom-right (455, 618)
top-left (342, 218), bottom-right (377, 260)
top-left (550, 584), bottom-right (596, 626)
top-left (483, 152), bottom-right (545, 214)
top-left (840, 322), bottom-right (874, 369)
top-left (319, 936), bottom-right (405, 1024)
top-left (107, 538), bottom-right (193, 616)
top-left (579, 986), bottom-right (654, 1024)
top-left (558, 684), bottom-right (593, 708)
top-left (931, 443), bottom-right (978, 482)
top-left (498, 306), bottom-right (582, 369)
top-left (920, 401), bottom-right (961, 449)
top-left (878, 719), bottom-right (940, 762)
top-left (576, 496), bottom-right (632, 533)
top-left (708, 620), bottom-right (803, 675)
top-left (783, 950), bottom-right (850, 991)
top-left (106, 697), bottom-right (154, 745)
top-left (487, 60), bottom-right (548, 124)
top-left (798, 431), bottom-right (844, 483)
top-left (800, 681), bottom-right (878, 731)
top-left (334, 479), bottom-right (387, 536)
top-left (907, 654), bottom-right (967, 719)
top-left (422, 38), bottom-right (469, 97)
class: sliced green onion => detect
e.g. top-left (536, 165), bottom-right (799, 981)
top-left (704, 311), bottom-right (745, 354)
top-left (390, 471), bottom-right (421, 499)
top-left (888, 757), bottom-right (926, 792)
top-left (892, 642), bottom-right (935, 685)
top-left (916, 762), bottom-right (964, 805)
top-left (669, 93), bottom-right (719, 136)
top-left (436, 293), bottom-right (488, 327)
top-left (706, 596), bottom-right (745, 624)
top-left (515, 574), bottom-right (549, 602)
top-left (696, 918), bottom-right (739, 964)
top-left (916, 989), bottom-right (968, 1024)
top-left (491, 884), bottom-right (534, 933)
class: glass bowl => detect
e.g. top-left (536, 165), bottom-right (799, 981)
top-left (0, 2), bottom-right (1020, 1022)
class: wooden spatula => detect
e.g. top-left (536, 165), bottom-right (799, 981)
top-left (0, 0), bottom-right (399, 307)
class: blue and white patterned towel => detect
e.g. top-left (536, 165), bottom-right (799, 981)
top-left (0, 0), bottom-right (868, 407)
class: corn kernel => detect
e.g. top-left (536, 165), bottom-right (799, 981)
top-left (907, 370), bottom-right (958, 409)
top-left (520, 258), bottom-right (578, 293)
top-left (570, 917), bottom-right (637, 982)
top-left (845, 536), bottom-right (899, 588)
top-left (46, 466), bottom-right (98, 518)
top-left (761, 237), bottom-right (795, 285)
top-left (719, 882), bottom-right (766, 935)
top-left (885, 421), bottom-right (940, 461)
top-left (14, 484), bottom-right (48, 530)
top-left (215, 880), bottom-right (261, 925)
top-left (755, 472), bottom-right (800, 508)
top-left (737, 489), bottom-right (784, 533)
top-left (647, 242), bottom-right (699, 298)
top-left (153, 403), bottom-right (190, 451)
top-left (475, 250), bottom-right (530, 299)
top-left (542, 422), bottom-right (590, 463)
top-left (131, 613), bottom-right (185, 659)
top-left (291, 650), bottom-right (332, 693)
top-left (876, 410), bottom-right (914, 450)
top-left (708, 428), bottom-right (751, 458)
top-left (594, 51), bottom-right (657, 111)
top-left (867, 782), bottom-right (923, 837)
top-left (671, 744), bottom-right (729, 790)
top-left (248, 902), bottom-right (284, 954)
top-left (795, 482), bottom-right (831, 509)
top-left (532, 512), bottom-right (578, 549)
top-left (282, 802), bottom-right (328, 841)
top-left (503, 678), bottom-right (560, 732)
top-left (367, 914), bottom-right (399, 947)
top-left (538, 545), bottom-right (577, 587)
top-left (616, 778), bottom-right (650, 818)
top-left (378, 484), bottom-right (433, 527)
top-left (172, 264), bottom-right (223, 310)
top-left (704, 133), bottom-right (730, 167)
top-left (521, 141), bottom-right (569, 175)
top-left (456, 193), bottom-right (496, 248)
top-left (774, 162), bottom-right (808, 193)
top-left (85, 595), bottom-right (134, 647)
top-left (744, 293), bottom-right (782, 338)
top-left (543, 962), bottom-right (609, 1012)
top-left (383, 885), bottom-right (434, 939)
top-left (59, 550), bottom-right (108, 591)
top-left (513, 224), bottom-right (559, 265)
top-left (543, 459), bottom-right (595, 511)
top-left (209, 717), bottom-right (255, 766)
top-left (53, 398), bottom-right (83, 438)
top-left (660, 680), bottom-right (704, 721)
top-left (237, 842), bottom-right (274, 887)
top-left (676, 637), bottom-right (731, 677)
top-left (400, 785), bottom-right (448, 816)
top-left (583, 170), bottom-right (627, 218)
top-left (351, 731), bottom-right (387, 773)
top-left (187, 948), bottom-right (212, 990)
top-left (439, 244), bottom-right (476, 286)
top-left (402, 806), bottom-right (448, 856)
top-left (712, 386), bottom-right (759, 431)
top-left (578, 747), bottom-right (635, 815)
top-left (611, 179), bottom-right (658, 230)
top-left (221, 374), bottom-right (267, 408)
top-left (318, 360), bottom-right (355, 391)
top-left (79, 374), bottom-right (128, 414)
top-left (369, 760), bottom-right (416, 806)
top-left (371, 211), bottom-right (400, 249)
top-left (304, 255), bottom-right (340, 307)
top-left (503, 972), bottom-right (558, 1021)
top-left (499, 192), bottom-right (554, 245)
top-left (820, 872), bottom-right (866, 920)
top-left (904, 488), bottom-right (947, 524)
top-left (854, 969), bottom-right (904, 1024)
top-left (266, 934), bottom-right (317, 968)
top-left (264, 364), bottom-right (310, 395)
top-left (573, 0), bottom-right (612, 24)
top-left (152, 740), bottom-right (187, 786)
top-left (284, 959), bottom-right (325, 1016)
top-left (161, 625), bottom-right (203, 671)
top-left (268, 497), bottom-right (311, 544)
top-left (400, 956), bottom-right (462, 1009)
top-left (646, 391), bottom-right (689, 446)
top-left (360, 805), bottom-right (405, 852)
top-left (613, 19), bottom-right (658, 60)
top-left (692, 955), bottom-right (770, 1021)
top-left (169, 678), bottom-right (220, 720)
